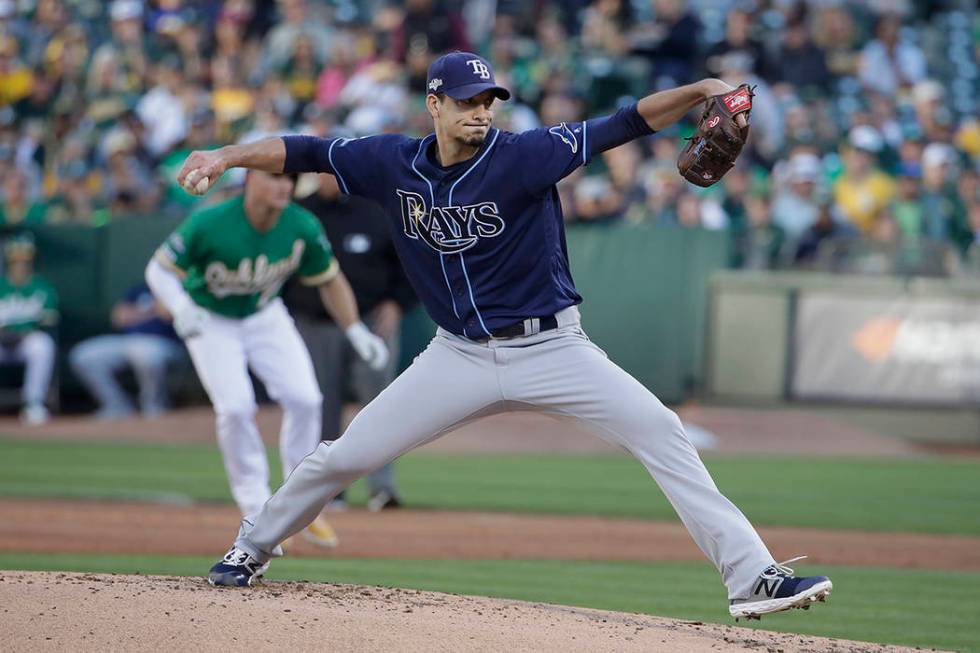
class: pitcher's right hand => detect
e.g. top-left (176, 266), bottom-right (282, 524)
top-left (177, 149), bottom-right (229, 195)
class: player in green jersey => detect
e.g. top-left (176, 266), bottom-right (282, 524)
top-left (0, 233), bottom-right (58, 425)
top-left (146, 169), bottom-right (388, 548)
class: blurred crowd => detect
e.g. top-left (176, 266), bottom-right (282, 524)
top-left (0, 0), bottom-right (977, 276)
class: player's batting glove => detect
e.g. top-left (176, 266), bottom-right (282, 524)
top-left (346, 321), bottom-right (389, 371)
top-left (173, 302), bottom-right (210, 339)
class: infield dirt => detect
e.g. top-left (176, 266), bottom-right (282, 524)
top-left (2, 498), bottom-right (978, 570)
top-left (0, 571), bottom-right (945, 653)
top-left (0, 403), bottom-right (923, 457)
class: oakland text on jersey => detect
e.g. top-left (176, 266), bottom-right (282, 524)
top-left (0, 292), bottom-right (48, 326)
top-left (204, 239), bottom-right (306, 304)
top-left (395, 189), bottom-right (505, 254)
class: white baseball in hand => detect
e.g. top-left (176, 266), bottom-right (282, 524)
top-left (183, 170), bottom-right (211, 195)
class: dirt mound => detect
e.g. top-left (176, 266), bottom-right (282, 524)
top-left (0, 571), bottom-right (938, 653)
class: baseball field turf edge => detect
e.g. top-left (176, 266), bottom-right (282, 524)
top-left (1, 438), bottom-right (978, 534)
top-left (0, 554), bottom-right (976, 652)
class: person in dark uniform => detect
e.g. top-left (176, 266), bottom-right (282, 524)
top-left (284, 173), bottom-right (417, 511)
top-left (69, 282), bottom-right (184, 420)
top-left (200, 53), bottom-right (833, 623)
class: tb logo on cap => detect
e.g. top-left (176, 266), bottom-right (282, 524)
top-left (466, 59), bottom-right (491, 80)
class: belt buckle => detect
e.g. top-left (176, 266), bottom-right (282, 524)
top-left (488, 316), bottom-right (549, 340)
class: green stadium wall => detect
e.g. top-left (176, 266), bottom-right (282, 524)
top-left (27, 220), bottom-right (728, 406)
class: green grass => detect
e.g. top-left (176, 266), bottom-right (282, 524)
top-left (1, 438), bottom-right (979, 534)
top-left (1, 553), bottom-right (976, 652)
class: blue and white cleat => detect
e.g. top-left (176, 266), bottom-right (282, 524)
top-left (729, 557), bottom-right (832, 620)
top-left (207, 546), bottom-right (270, 587)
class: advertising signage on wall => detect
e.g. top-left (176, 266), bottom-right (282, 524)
top-left (792, 293), bottom-right (980, 404)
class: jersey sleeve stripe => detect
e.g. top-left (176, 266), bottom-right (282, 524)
top-left (582, 120), bottom-right (588, 166)
top-left (299, 258), bottom-right (340, 286)
top-left (328, 139), bottom-right (351, 194)
top-left (154, 249), bottom-right (189, 279)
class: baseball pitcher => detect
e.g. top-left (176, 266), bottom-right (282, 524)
top-left (145, 168), bottom-right (388, 548)
top-left (187, 52), bottom-right (831, 619)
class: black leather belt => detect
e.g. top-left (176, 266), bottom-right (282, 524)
top-left (486, 315), bottom-right (559, 339)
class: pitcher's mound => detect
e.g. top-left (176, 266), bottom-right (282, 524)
top-left (0, 571), bottom-right (934, 652)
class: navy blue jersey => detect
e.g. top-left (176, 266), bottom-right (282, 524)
top-left (283, 105), bottom-right (654, 338)
top-left (121, 283), bottom-right (179, 340)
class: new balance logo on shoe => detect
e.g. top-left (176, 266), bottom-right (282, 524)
top-left (752, 567), bottom-right (785, 598)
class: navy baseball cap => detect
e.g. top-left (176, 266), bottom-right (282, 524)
top-left (426, 52), bottom-right (510, 101)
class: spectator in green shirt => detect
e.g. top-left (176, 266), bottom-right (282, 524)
top-left (892, 163), bottom-right (924, 240)
top-left (0, 168), bottom-right (47, 227)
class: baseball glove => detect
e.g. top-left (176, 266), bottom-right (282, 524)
top-left (677, 84), bottom-right (755, 187)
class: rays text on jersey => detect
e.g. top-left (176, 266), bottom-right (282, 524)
top-left (396, 190), bottom-right (505, 254)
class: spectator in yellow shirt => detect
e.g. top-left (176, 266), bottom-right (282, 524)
top-left (210, 56), bottom-right (254, 139)
top-left (0, 36), bottom-right (33, 107)
top-left (833, 126), bottom-right (896, 234)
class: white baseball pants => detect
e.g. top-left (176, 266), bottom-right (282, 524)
top-left (236, 306), bottom-right (777, 598)
top-left (186, 299), bottom-right (323, 516)
top-left (0, 330), bottom-right (55, 407)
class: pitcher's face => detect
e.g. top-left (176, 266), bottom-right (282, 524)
top-left (428, 90), bottom-right (496, 148)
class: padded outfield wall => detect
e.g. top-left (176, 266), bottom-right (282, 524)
top-left (25, 220), bottom-right (727, 406)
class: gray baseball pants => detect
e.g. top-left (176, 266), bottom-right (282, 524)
top-left (236, 306), bottom-right (777, 598)
top-left (294, 315), bottom-right (399, 496)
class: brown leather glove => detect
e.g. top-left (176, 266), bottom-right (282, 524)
top-left (677, 84), bottom-right (754, 187)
